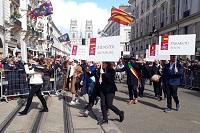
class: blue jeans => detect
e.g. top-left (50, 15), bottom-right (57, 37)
top-left (128, 85), bottom-right (138, 100)
top-left (139, 78), bottom-right (146, 96)
top-left (87, 82), bottom-right (95, 96)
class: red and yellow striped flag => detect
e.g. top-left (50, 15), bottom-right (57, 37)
top-left (108, 7), bottom-right (135, 26)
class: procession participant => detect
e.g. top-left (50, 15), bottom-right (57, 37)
top-left (162, 55), bottom-right (183, 113)
top-left (97, 62), bottom-right (124, 125)
top-left (79, 62), bottom-right (102, 117)
top-left (80, 61), bottom-right (96, 107)
top-left (117, 56), bottom-right (142, 104)
top-left (151, 60), bottom-right (162, 101)
top-left (18, 58), bottom-right (48, 115)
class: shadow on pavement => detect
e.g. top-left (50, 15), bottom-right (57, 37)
top-left (139, 100), bottom-right (165, 110)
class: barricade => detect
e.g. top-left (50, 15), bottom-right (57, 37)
top-left (53, 68), bottom-right (67, 94)
top-left (190, 70), bottom-right (200, 89)
top-left (0, 67), bottom-right (66, 102)
top-left (180, 69), bottom-right (200, 90)
top-left (0, 69), bottom-right (29, 101)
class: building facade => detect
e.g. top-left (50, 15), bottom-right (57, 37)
top-left (102, 5), bottom-right (131, 58)
top-left (69, 20), bottom-right (93, 46)
top-left (0, 0), bottom-right (65, 60)
top-left (128, 0), bottom-right (200, 60)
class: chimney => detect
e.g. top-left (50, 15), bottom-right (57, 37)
top-left (119, 5), bottom-right (129, 11)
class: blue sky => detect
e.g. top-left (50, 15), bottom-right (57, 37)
top-left (51, 0), bottom-right (130, 37)
top-left (64, 0), bottom-right (129, 10)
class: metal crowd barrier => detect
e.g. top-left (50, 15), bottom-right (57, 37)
top-left (180, 69), bottom-right (200, 90)
top-left (0, 67), bottom-right (67, 102)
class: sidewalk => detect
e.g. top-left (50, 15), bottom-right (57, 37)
top-left (65, 91), bottom-right (122, 133)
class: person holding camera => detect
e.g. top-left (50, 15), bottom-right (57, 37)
top-left (18, 58), bottom-right (48, 115)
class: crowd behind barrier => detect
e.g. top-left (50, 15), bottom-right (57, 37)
top-left (0, 68), bottom-right (65, 102)
top-left (180, 69), bottom-right (200, 90)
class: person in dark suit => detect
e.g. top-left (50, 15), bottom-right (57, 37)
top-left (151, 60), bottom-right (162, 101)
top-left (162, 55), bottom-right (183, 113)
top-left (97, 62), bottom-right (124, 125)
top-left (118, 56), bottom-right (142, 104)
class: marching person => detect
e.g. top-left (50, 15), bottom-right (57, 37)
top-left (162, 55), bottom-right (183, 113)
top-left (151, 60), bottom-right (162, 101)
top-left (79, 61), bottom-right (102, 117)
top-left (97, 62), bottom-right (124, 125)
top-left (18, 58), bottom-right (48, 115)
top-left (117, 56), bottom-right (142, 104)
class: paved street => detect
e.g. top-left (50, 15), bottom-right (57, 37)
top-left (1, 80), bottom-right (200, 133)
top-left (111, 80), bottom-right (200, 133)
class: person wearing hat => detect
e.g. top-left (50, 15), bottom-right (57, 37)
top-left (117, 56), bottom-right (144, 104)
top-left (18, 58), bottom-right (48, 115)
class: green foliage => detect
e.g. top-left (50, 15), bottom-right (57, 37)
top-left (10, 11), bottom-right (21, 19)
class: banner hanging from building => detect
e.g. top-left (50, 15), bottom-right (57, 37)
top-left (158, 34), bottom-right (196, 55)
top-left (87, 36), bottom-right (121, 62)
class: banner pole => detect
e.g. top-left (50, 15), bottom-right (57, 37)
top-left (175, 55), bottom-right (177, 68)
top-left (100, 62), bottom-right (102, 84)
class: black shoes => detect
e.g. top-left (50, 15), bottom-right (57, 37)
top-left (119, 111), bottom-right (124, 122)
top-left (39, 108), bottom-right (49, 112)
top-left (97, 120), bottom-right (108, 125)
top-left (18, 110), bottom-right (27, 115)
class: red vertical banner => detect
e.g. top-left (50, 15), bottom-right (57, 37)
top-left (71, 45), bottom-right (78, 55)
top-left (150, 44), bottom-right (156, 56)
top-left (161, 36), bottom-right (169, 50)
top-left (89, 38), bottom-right (96, 55)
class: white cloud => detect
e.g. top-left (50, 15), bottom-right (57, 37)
top-left (51, 0), bottom-right (110, 37)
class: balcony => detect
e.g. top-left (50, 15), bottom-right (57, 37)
top-left (10, 17), bottom-right (22, 28)
top-left (11, 0), bottom-right (20, 6)
top-left (10, 38), bottom-right (18, 43)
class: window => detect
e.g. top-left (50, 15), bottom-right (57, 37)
top-left (153, 9), bottom-right (157, 30)
top-left (136, 6), bottom-right (139, 18)
top-left (72, 33), bottom-right (75, 39)
top-left (184, 0), bottom-right (190, 11)
top-left (170, 0), bottom-right (176, 23)
top-left (128, 32), bottom-right (131, 40)
top-left (184, 26), bottom-right (188, 34)
top-left (146, 44), bottom-right (149, 49)
top-left (136, 23), bottom-right (138, 38)
top-left (160, 3), bottom-right (167, 27)
top-left (147, 0), bottom-right (150, 10)
top-left (141, 1), bottom-right (145, 14)
top-left (153, 0), bottom-right (158, 5)
top-left (146, 15), bottom-right (150, 33)
top-left (140, 19), bottom-right (143, 36)
top-left (88, 33), bottom-right (91, 38)
top-left (183, 0), bottom-right (191, 18)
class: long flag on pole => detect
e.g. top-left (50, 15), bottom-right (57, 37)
top-left (108, 7), bottom-right (135, 26)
